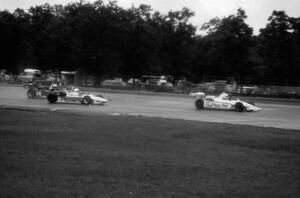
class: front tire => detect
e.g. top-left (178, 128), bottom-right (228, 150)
top-left (82, 96), bottom-right (93, 105)
top-left (47, 93), bottom-right (58, 104)
top-left (235, 102), bottom-right (245, 112)
top-left (195, 99), bottom-right (204, 109)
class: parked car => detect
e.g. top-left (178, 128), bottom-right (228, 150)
top-left (18, 68), bottom-right (42, 83)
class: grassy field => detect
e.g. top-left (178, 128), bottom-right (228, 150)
top-left (0, 109), bottom-right (299, 198)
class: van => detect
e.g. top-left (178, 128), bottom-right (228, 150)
top-left (18, 68), bottom-right (41, 82)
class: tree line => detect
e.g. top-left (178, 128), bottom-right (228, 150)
top-left (0, 0), bottom-right (299, 85)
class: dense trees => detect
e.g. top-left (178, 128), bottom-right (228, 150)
top-left (258, 11), bottom-right (300, 83)
top-left (0, 1), bottom-right (299, 85)
top-left (198, 9), bottom-right (254, 79)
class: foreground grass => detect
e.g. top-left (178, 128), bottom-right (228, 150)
top-left (0, 109), bottom-right (299, 198)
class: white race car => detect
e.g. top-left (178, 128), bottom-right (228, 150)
top-left (47, 87), bottom-right (108, 105)
top-left (190, 92), bottom-right (261, 112)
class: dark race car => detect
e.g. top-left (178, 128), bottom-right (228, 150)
top-left (26, 80), bottom-right (53, 98)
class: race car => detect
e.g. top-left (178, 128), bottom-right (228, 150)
top-left (26, 80), bottom-right (53, 98)
top-left (190, 92), bottom-right (261, 112)
top-left (47, 86), bottom-right (108, 105)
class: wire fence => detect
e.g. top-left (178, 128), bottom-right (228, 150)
top-left (1, 73), bottom-right (300, 99)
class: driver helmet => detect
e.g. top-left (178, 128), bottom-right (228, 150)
top-left (52, 83), bottom-right (58, 89)
top-left (73, 88), bottom-right (79, 92)
top-left (221, 93), bottom-right (230, 100)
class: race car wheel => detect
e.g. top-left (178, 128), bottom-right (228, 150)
top-left (27, 89), bottom-right (36, 98)
top-left (195, 99), bottom-right (204, 109)
top-left (235, 102), bottom-right (245, 112)
top-left (82, 96), bottom-right (93, 105)
top-left (47, 93), bottom-right (58, 104)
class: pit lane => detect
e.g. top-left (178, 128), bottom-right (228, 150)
top-left (1, 85), bottom-right (300, 130)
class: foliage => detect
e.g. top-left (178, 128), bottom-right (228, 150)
top-left (199, 9), bottom-right (254, 80)
top-left (0, 1), bottom-right (299, 85)
top-left (258, 11), bottom-right (300, 82)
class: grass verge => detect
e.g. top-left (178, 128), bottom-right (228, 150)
top-left (0, 109), bottom-right (299, 198)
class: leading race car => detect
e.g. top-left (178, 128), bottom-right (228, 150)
top-left (47, 84), bottom-right (107, 105)
top-left (190, 92), bottom-right (261, 112)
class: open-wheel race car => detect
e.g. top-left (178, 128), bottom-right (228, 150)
top-left (190, 92), bottom-right (261, 112)
top-left (26, 80), bottom-right (53, 98)
top-left (47, 84), bottom-right (107, 105)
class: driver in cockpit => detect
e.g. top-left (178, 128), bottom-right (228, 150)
top-left (220, 92), bottom-right (232, 100)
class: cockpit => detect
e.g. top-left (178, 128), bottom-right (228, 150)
top-left (219, 92), bottom-right (231, 100)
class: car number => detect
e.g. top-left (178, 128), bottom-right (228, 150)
top-left (205, 101), bottom-right (231, 109)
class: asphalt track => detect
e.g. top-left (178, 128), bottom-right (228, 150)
top-left (1, 85), bottom-right (300, 130)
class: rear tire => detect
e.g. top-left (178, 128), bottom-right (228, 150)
top-left (82, 96), bottom-right (93, 105)
top-left (47, 93), bottom-right (58, 104)
top-left (195, 99), bottom-right (204, 109)
top-left (27, 89), bottom-right (36, 98)
top-left (235, 102), bottom-right (245, 112)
